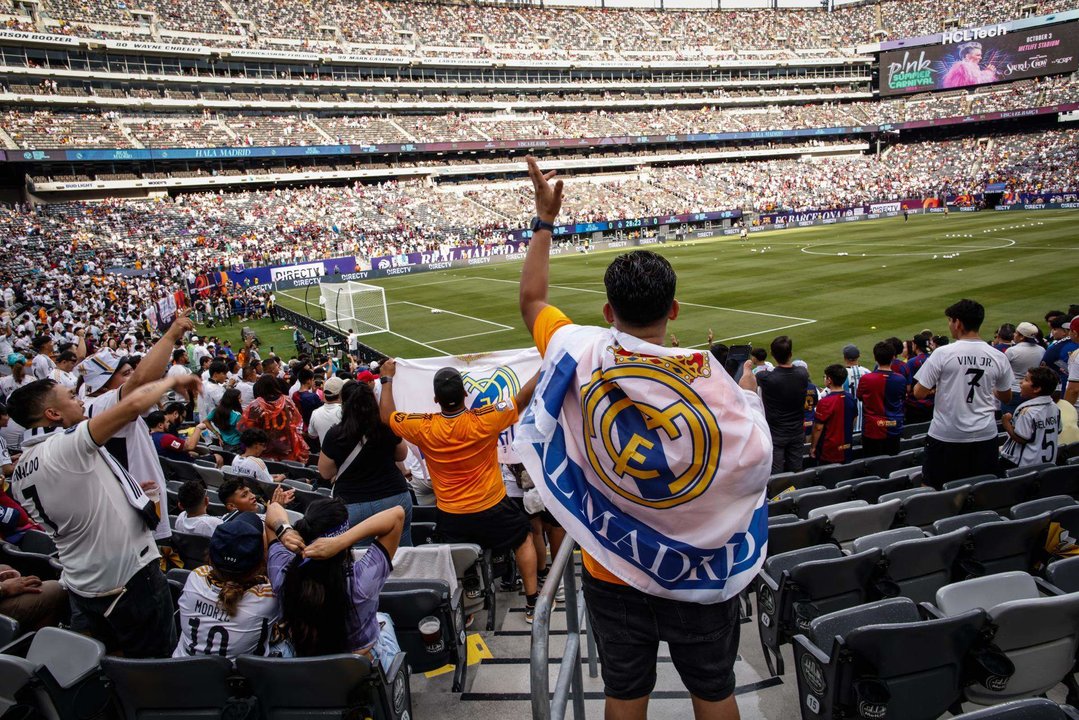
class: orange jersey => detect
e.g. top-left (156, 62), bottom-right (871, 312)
top-left (532, 305), bottom-right (625, 587)
top-left (390, 402), bottom-right (518, 514)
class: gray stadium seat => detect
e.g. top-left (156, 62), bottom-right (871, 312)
top-left (1010, 495), bottom-right (1077, 519)
top-left (1035, 466), bottom-right (1079, 500)
top-left (935, 571), bottom-right (1079, 704)
top-left (815, 499), bottom-right (901, 547)
top-left (876, 528), bottom-right (967, 604)
top-left (757, 546), bottom-right (880, 676)
top-left (766, 515), bottom-right (834, 557)
top-left (952, 698), bottom-right (1079, 719)
top-left (961, 514), bottom-right (1052, 577)
top-left (932, 511), bottom-right (1003, 536)
top-left (798, 490), bottom-right (859, 518)
top-left (901, 486), bottom-right (971, 529)
top-left (851, 526), bottom-right (924, 554)
top-left (1046, 556), bottom-right (1079, 594)
top-left (102, 655), bottom-right (234, 720)
top-left (968, 474), bottom-right (1039, 514)
top-left (794, 598), bottom-right (999, 720)
top-left (879, 486), bottom-right (934, 503)
top-left (237, 652), bottom-right (411, 720)
top-left (170, 530), bottom-right (210, 570)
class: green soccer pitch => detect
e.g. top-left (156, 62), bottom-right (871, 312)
top-left (274, 210), bottom-right (1079, 374)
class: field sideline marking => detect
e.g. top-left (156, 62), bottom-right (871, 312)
top-left (466, 276), bottom-right (815, 323)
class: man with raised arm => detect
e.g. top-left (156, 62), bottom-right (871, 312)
top-left (514, 156), bottom-right (772, 720)
top-left (6, 372), bottom-right (202, 657)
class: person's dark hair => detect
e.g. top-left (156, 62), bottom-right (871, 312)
top-left (885, 337), bottom-right (903, 359)
top-left (1045, 310), bottom-right (1066, 324)
top-left (770, 336), bottom-right (793, 364)
top-left (209, 360), bottom-right (228, 378)
top-left (253, 374), bottom-right (282, 401)
top-left (1027, 366), bottom-right (1059, 396)
top-left (750, 347), bottom-right (768, 362)
top-left (218, 478), bottom-right (244, 506)
top-left (934, 335), bottom-right (950, 347)
top-left (281, 498), bottom-right (355, 657)
top-left (163, 401), bottom-right (186, 416)
top-left (31, 335), bottom-right (51, 351)
top-left (824, 364), bottom-right (848, 387)
top-left (240, 428), bottom-right (268, 448)
top-left (297, 368), bottom-right (314, 385)
top-left (178, 479), bottom-right (207, 513)
top-left (146, 410), bottom-right (167, 429)
top-left (7, 379), bottom-right (58, 428)
top-left (338, 381), bottom-right (384, 446)
top-left (873, 340), bottom-right (896, 367)
top-left (945, 299), bottom-right (986, 332)
top-left (56, 350), bottom-right (77, 364)
top-left (199, 356), bottom-right (211, 368)
top-left (213, 389), bottom-right (242, 432)
top-left (995, 324), bottom-right (1015, 343)
top-left (603, 251), bottom-right (676, 327)
top-left (708, 343), bottom-right (729, 365)
top-left (172, 348), bottom-right (186, 363)
top-left (0, 403), bottom-right (7, 418)
top-left (242, 363), bottom-right (258, 380)
top-left (911, 334), bottom-right (930, 353)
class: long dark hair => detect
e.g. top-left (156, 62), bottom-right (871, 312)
top-left (338, 381), bottom-right (381, 446)
top-left (253, 374), bottom-right (282, 402)
top-left (210, 564), bottom-right (267, 618)
top-left (280, 498), bottom-right (356, 657)
top-left (214, 389), bottom-right (242, 431)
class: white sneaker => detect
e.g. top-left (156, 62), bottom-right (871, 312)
top-left (554, 584), bottom-right (565, 603)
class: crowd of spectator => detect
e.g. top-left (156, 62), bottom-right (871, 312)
top-left (19, 0), bottom-right (1075, 55)
top-left (1, 127), bottom-right (1076, 289)
top-left (3, 74), bottom-right (1076, 151)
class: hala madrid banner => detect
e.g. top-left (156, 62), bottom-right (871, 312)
top-left (392, 348), bottom-right (541, 461)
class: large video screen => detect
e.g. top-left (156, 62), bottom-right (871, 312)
top-left (880, 21), bottom-right (1079, 96)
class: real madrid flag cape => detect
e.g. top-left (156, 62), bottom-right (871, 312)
top-left (514, 324), bottom-right (773, 604)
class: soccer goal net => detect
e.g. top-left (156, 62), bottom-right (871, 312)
top-left (320, 280), bottom-right (390, 336)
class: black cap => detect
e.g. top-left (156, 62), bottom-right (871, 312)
top-left (209, 512), bottom-right (264, 574)
top-left (433, 367), bottom-right (466, 406)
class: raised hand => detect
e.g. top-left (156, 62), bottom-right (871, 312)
top-left (526, 156), bottom-right (564, 224)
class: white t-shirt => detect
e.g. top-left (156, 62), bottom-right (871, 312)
top-left (200, 381), bottom-right (226, 421)
top-left (85, 388), bottom-right (172, 541)
top-left (12, 423), bottom-right (159, 596)
top-left (236, 381), bottom-right (255, 410)
top-left (175, 511), bottom-right (223, 538)
top-left (173, 565), bottom-right (279, 659)
top-left (1000, 395), bottom-right (1061, 467)
top-left (49, 367), bottom-right (78, 389)
top-left (307, 403), bottom-right (342, 445)
top-left (31, 353), bottom-right (54, 381)
top-left (1005, 341), bottom-right (1045, 392)
top-left (915, 339), bottom-right (1012, 442)
top-left (0, 373), bottom-right (34, 401)
top-left (166, 364), bottom-right (191, 402)
top-left (231, 455), bottom-right (274, 485)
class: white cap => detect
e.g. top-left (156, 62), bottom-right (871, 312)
top-left (1015, 322), bottom-right (1039, 339)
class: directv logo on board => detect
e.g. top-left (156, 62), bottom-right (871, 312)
top-left (942, 24), bottom-right (1007, 44)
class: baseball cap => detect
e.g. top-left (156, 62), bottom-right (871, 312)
top-left (369, 361), bottom-right (380, 372)
top-left (78, 350), bottom-right (132, 394)
top-left (792, 360), bottom-right (808, 370)
top-left (6, 353), bottom-right (25, 367)
top-left (1071, 317), bottom-right (1079, 335)
top-left (842, 344), bottom-right (860, 361)
top-left (355, 370), bottom-right (376, 384)
top-left (324, 376), bottom-right (346, 398)
top-left (209, 512), bottom-right (264, 575)
top-left (1015, 322), bottom-right (1039, 339)
top-left (433, 367), bottom-right (465, 406)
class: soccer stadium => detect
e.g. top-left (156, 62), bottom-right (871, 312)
top-left (2, 0), bottom-right (1079, 717)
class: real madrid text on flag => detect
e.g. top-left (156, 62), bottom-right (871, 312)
top-left (514, 326), bottom-right (773, 603)
top-left (392, 348), bottom-right (542, 460)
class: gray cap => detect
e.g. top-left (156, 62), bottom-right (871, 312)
top-left (842, 344), bottom-right (860, 360)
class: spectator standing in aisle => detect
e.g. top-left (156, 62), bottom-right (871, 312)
top-left (857, 341), bottom-right (906, 457)
top-left (516, 156), bottom-right (770, 720)
top-left (307, 376), bottom-right (346, 446)
top-left (810, 365), bottom-right (857, 465)
top-left (1004, 322), bottom-right (1044, 414)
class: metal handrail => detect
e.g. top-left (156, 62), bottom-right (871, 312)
top-left (530, 540), bottom-right (597, 720)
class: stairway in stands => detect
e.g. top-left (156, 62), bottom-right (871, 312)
top-left (409, 552), bottom-right (796, 720)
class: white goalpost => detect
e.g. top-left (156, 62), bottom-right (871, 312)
top-left (320, 280), bottom-right (390, 336)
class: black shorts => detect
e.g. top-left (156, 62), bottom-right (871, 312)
top-left (583, 570), bottom-right (740, 702)
top-left (436, 496), bottom-right (531, 552)
top-left (69, 561), bottom-right (176, 658)
top-left (507, 496), bottom-right (562, 528)
top-left (922, 436), bottom-right (1000, 489)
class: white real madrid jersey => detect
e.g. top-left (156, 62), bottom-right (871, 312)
top-left (173, 565), bottom-right (279, 658)
top-left (915, 339), bottom-right (1011, 443)
top-left (1000, 395), bottom-right (1061, 467)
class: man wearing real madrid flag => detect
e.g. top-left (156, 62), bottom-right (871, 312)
top-left (515, 156), bottom-right (772, 720)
